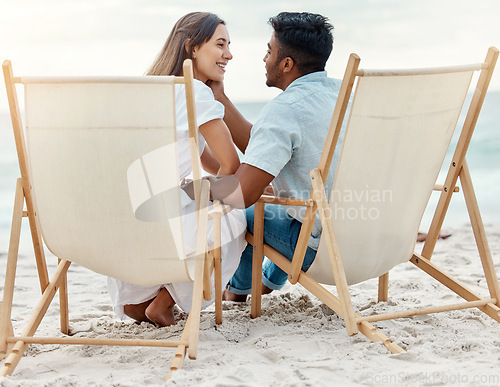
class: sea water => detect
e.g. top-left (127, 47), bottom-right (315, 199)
top-left (0, 93), bottom-right (499, 255)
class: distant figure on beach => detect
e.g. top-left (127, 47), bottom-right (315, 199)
top-left (416, 232), bottom-right (451, 242)
top-left (107, 12), bottom-right (247, 326)
top-left (205, 12), bottom-right (341, 301)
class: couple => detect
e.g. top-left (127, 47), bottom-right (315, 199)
top-left (108, 11), bottom-right (341, 326)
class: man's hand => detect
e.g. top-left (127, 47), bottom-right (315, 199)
top-left (180, 178), bottom-right (195, 200)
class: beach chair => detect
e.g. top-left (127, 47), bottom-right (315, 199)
top-left (0, 59), bottom-right (225, 380)
top-left (248, 47), bottom-right (500, 352)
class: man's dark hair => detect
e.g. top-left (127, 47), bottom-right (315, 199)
top-left (268, 12), bottom-right (334, 75)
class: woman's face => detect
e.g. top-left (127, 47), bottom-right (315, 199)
top-left (192, 24), bottom-right (232, 83)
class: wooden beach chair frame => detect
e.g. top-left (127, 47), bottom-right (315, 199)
top-left (247, 47), bottom-right (500, 353)
top-left (0, 59), bottom-right (226, 380)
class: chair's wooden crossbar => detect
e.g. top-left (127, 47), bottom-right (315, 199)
top-left (433, 184), bottom-right (459, 192)
top-left (208, 202), bottom-right (234, 219)
top-left (356, 321), bottom-right (405, 354)
top-left (257, 195), bottom-right (312, 207)
top-left (14, 76), bottom-right (184, 84)
top-left (357, 299), bottom-right (496, 324)
top-left (6, 336), bottom-right (188, 348)
top-left (411, 253), bottom-right (500, 322)
top-left (357, 62), bottom-right (485, 77)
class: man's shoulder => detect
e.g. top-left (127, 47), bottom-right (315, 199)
top-left (255, 73), bottom-right (341, 123)
top-left (278, 73), bottom-right (341, 104)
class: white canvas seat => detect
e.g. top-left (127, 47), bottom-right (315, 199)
top-left (0, 59), bottom-right (223, 380)
top-left (247, 47), bottom-right (500, 352)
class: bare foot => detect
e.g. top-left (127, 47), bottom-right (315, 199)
top-left (222, 284), bottom-right (273, 302)
top-left (417, 232), bottom-right (452, 242)
top-left (222, 289), bottom-right (248, 302)
top-left (262, 283), bottom-right (273, 295)
top-left (144, 288), bottom-right (176, 327)
top-left (124, 299), bottom-right (154, 324)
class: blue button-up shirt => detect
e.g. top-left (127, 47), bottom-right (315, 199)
top-left (243, 71), bottom-right (343, 249)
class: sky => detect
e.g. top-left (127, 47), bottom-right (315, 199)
top-left (1, 0), bottom-right (500, 112)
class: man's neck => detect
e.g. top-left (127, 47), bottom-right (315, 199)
top-left (281, 73), bottom-right (304, 91)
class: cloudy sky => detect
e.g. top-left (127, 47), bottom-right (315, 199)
top-left (1, 0), bottom-right (500, 111)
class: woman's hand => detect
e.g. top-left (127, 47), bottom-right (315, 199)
top-left (206, 79), bottom-right (225, 102)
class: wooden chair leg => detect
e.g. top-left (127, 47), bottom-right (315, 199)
top-left (202, 252), bottom-right (212, 302)
top-left (187, 256), bottom-right (203, 361)
top-left (214, 215), bottom-right (223, 325)
top-left (460, 161), bottom-right (500, 303)
top-left (0, 302), bottom-right (14, 361)
top-left (378, 272), bottom-right (389, 302)
top-left (214, 257), bottom-right (222, 324)
top-left (167, 315), bottom-right (192, 381)
top-left (0, 179), bottom-right (24, 357)
top-left (187, 181), bottom-right (209, 360)
top-left (0, 259), bottom-right (71, 377)
top-left (58, 259), bottom-right (70, 335)
top-left (251, 201), bottom-right (265, 319)
top-left (310, 170), bottom-right (358, 336)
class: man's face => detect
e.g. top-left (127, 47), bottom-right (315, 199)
top-left (263, 33), bottom-right (284, 89)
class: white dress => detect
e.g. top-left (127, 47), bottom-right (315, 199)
top-left (107, 80), bottom-right (247, 317)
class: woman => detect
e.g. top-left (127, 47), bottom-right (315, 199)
top-left (107, 12), bottom-right (247, 327)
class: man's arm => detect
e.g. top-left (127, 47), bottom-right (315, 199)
top-left (207, 80), bottom-right (253, 153)
top-left (208, 163), bottom-right (274, 209)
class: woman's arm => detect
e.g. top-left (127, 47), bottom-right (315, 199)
top-left (200, 145), bottom-right (220, 176)
top-left (199, 118), bottom-right (240, 176)
top-left (207, 80), bottom-right (253, 154)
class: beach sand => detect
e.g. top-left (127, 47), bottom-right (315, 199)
top-left (0, 223), bottom-right (499, 386)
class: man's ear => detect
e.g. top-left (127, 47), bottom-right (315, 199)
top-left (282, 57), bottom-right (295, 73)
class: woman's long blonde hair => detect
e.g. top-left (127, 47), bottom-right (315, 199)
top-left (147, 12), bottom-right (225, 76)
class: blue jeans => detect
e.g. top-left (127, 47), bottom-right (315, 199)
top-left (227, 204), bottom-right (317, 295)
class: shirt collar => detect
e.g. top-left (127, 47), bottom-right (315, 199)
top-left (286, 71), bottom-right (328, 90)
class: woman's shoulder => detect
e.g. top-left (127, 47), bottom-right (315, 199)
top-left (192, 79), bottom-right (216, 101)
top-left (176, 79), bottom-right (216, 102)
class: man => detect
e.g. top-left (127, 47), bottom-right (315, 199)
top-left (208, 12), bottom-right (343, 301)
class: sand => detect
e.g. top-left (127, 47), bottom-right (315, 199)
top-left (0, 223), bottom-right (499, 386)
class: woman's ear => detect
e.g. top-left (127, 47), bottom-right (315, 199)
top-left (184, 39), bottom-right (196, 58)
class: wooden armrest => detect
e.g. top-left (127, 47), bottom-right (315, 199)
top-left (256, 195), bottom-right (312, 207)
top-left (433, 184), bottom-right (459, 193)
top-left (208, 200), bottom-right (234, 219)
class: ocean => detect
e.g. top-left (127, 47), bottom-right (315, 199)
top-left (0, 93), bottom-right (499, 254)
